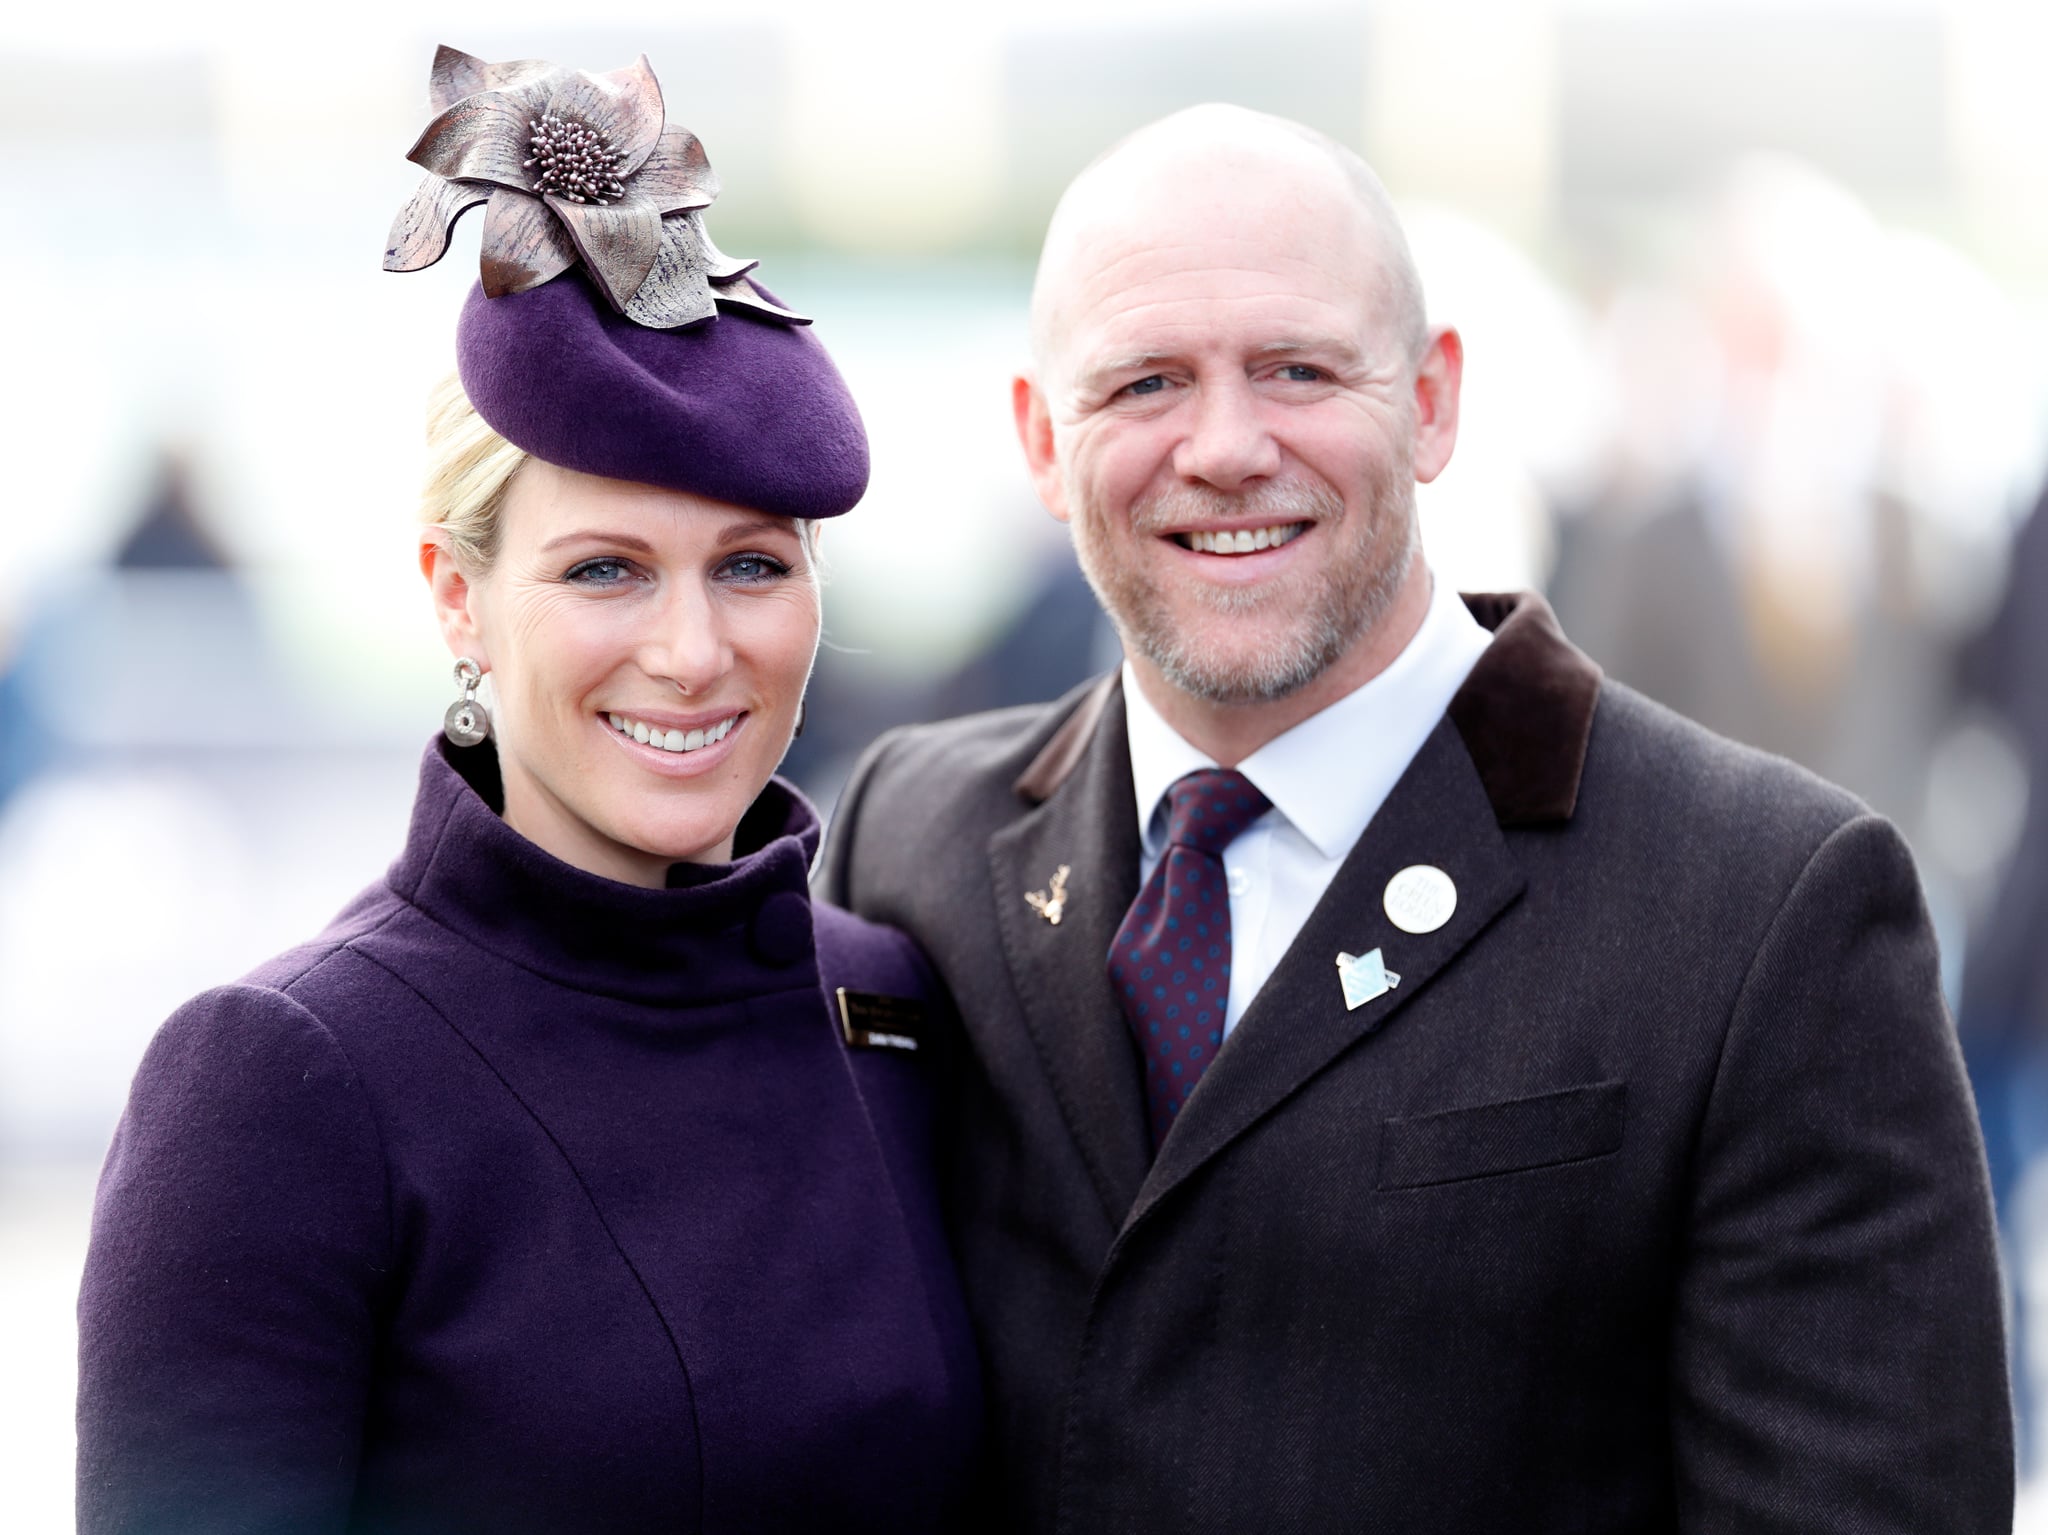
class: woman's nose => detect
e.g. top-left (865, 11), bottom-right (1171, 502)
top-left (1171, 378), bottom-right (1282, 491)
top-left (639, 586), bottom-right (734, 694)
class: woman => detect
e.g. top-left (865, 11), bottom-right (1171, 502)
top-left (76, 47), bottom-right (979, 1533)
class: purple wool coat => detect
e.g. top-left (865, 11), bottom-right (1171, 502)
top-left (77, 739), bottom-right (981, 1533)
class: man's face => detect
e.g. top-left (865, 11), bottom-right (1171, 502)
top-left (1025, 159), bottom-right (1450, 707)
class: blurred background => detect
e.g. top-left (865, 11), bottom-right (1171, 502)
top-left (6, 0), bottom-right (2048, 1524)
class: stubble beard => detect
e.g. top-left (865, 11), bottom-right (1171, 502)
top-left (1068, 464), bottom-right (1418, 707)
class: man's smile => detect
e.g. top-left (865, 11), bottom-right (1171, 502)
top-left (1172, 522), bottom-right (1309, 555)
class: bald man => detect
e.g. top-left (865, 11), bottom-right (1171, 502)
top-left (818, 108), bottom-right (2010, 1534)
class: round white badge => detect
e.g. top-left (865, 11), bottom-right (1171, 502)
top-left (1383, 865), bottom-right (1457, 935)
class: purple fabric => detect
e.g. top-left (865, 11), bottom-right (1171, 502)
top-left (1109, 769), bottom-right (1270, 1145)
top-left (457, 273), bottom-right (869, 518)
top-left (77, 738), bottom-right (979, 1532)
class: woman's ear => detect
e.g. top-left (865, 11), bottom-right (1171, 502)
top-left (419, 534), bottom-right (489, 670)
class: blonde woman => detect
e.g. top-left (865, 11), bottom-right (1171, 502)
top-left (76, 47), bottom-right (979, 1533)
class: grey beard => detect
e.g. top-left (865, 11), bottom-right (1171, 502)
top-left (1078, 478), bottom-right (1416, 707)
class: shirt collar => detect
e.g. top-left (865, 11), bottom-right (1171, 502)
top-left (1124, 571), bottom-right (1494, 859)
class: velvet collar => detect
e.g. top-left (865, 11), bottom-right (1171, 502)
top-left (1015, 590), bottom-right (1602, 827)
top-left (383, 737), bottom-right (822, 1004)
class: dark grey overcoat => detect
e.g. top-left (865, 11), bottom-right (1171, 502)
top-left (818, 591), bottom-right (2012, 1535)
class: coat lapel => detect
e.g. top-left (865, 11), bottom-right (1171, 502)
top-left (1123, 716), bottom-right (1526, 1230)
top-left (988, 678), bottom-right (1153, 1228)
top-left (991, 592), bottom-right (1604, 1241)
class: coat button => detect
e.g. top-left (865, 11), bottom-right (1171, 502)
top-left (750, 890), bottom-right (813, 968)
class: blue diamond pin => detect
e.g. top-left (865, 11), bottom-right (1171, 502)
top-left (1335, 948), bottom-right (1401, 1011)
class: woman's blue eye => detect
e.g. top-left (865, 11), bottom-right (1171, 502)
top-left (722, 553), bottom-right (791, 584)
top-left (564, 557), bottom-right (633, 585)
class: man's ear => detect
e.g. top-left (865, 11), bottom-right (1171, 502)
top-left (1012, 372), bottom-right (1071, 523)
top-left (1410, 326), bottom-right (1464, 485)
top-left (419, 534), bottom-right (489, 670)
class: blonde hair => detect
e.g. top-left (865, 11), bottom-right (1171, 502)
top-left (420, 372), bottom-right (527, 572)
top-left (418, 372), bottom-right (821, 572)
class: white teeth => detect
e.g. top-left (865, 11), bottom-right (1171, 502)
top-left (609, 712), bottom-right (740, 754)
top-left (1183, 523), bottom-right (1306, 555)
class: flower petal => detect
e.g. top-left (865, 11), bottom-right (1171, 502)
top-left (549, 195), bottom-right (665, 311)
top-left (479, 188), bottom-right (579, 297)
top-left (697, 217), bottom-right (759, 283)
top-left (406, 89), bottom-right (539, 191)
top-left (545, 56), bottom-right (666, 178)
top-left (383, 172), bottom-right (491, 272)
top-left (630, 127), bottom-right (719, 215)
top-left (714, 278), bottom-right (813, 327)
top-left (428, 46), bottom-right (563, 112)
top-left (427, 46), bottom-right (489, 111)
top-left (620, 214), bottom-right (720, 330)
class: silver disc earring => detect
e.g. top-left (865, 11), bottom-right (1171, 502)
top-left (443, 658), bottom-right (491, 747)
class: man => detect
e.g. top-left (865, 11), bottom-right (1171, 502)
top-left (818, 106), bottom-right (2010, 1533)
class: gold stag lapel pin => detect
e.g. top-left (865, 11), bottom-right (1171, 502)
top-left (1026, 865), bottom-right (1072, 926)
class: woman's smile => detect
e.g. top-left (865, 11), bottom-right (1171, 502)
top-left (601, 708), bottom-right (746, 770)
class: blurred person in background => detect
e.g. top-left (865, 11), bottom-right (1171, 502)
top-left (1960, 478), bottom-right (2048, 1464)
top-left (73, 47), bottom-right (978, 1533)
top-left (821, 105), bottom-right (2011, 1533)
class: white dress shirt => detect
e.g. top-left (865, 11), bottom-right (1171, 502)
top-left (1124, 573), bottom-right (1494, 1035)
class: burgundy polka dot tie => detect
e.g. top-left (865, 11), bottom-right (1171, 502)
top-left (1109, 769), bottom-right (1272, 1148)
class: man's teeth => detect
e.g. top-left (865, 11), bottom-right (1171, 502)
top-left (607, 713), bottom-right (738, 753)
top-left (1182, 523), bottom-right (1307, 555)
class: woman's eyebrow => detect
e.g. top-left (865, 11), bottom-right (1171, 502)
top-left (539, 530), bottom-right (658, 555)
top-left (710, 516), bottom-right (795, 548)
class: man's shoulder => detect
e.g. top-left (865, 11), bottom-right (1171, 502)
top-left (851, 677), bottom-right (1107, 816)
top-left (1583, 677), bottom-right (1873, 858)
top-left (818, 677), bottom-right (1111, 910)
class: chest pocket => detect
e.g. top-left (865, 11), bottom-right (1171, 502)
top-left (1376, 1080), bottom-right (1627, 1190)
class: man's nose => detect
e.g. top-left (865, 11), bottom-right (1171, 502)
top-left (640, 585), bottom-right (734, 696)
top-left (1171, 378), bottom-right (1282, 490)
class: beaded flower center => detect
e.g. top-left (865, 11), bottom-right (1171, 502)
top-left (523, 112), bottom-right (627, 205)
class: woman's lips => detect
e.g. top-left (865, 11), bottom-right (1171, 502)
top-left (605, 710), bottom-right (740, 755)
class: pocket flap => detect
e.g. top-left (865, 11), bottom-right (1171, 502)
top-left (1377, 1080), bottom-right (1627, 1190)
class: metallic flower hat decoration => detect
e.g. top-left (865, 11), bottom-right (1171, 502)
top-left (384, 46), bottom-right (803, 330)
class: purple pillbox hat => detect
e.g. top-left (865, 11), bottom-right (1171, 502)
top-left (383, 45), bottom-right (870, 519)
top-left (457, 272), bottom-right (870, 519)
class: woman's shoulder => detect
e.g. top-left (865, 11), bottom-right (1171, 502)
top-left (809, 899), bottom-right (943, 1005)
top-left (135, 876), bottom-right (426, 1100)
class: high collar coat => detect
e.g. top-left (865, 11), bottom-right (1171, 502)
top-left (818, 592), bottom-right (2011, 1535)
top-left (79, 740), bottom-right (981, 1534)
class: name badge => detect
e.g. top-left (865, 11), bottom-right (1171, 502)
top-left (836, 989), bottom-right (925, 1052)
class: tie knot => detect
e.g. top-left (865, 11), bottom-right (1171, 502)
top-left (1162, 769), bottom-right (1270, 856)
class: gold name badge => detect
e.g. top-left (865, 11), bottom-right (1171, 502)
top-left (835, 989), bottom-right (927, 1052)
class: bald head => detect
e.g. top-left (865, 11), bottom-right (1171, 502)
top-left (1029, 105), bottom-right (1426, 378)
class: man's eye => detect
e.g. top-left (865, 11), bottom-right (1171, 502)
top-left (1276, 364), bottom-right (1323, 382)
top-left (564, 557), bottom-right (634, 585)
top-left (1123, 375), bottom-right (1168, 397)
top-left (721, 553), bottom-right (791, 584)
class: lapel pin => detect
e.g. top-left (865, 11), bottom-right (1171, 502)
top-left (1384, 864), bottom-right (1456, 935)
top-left (1026, 864), bottom-right (1072, 926)
top-left (1336, 948), bottom-right (1402, 1011)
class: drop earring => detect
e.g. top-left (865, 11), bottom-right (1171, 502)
top-left (444, 658), bottom-right (491, 747)
top-left (793, 700), bottom-right (806, 740)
